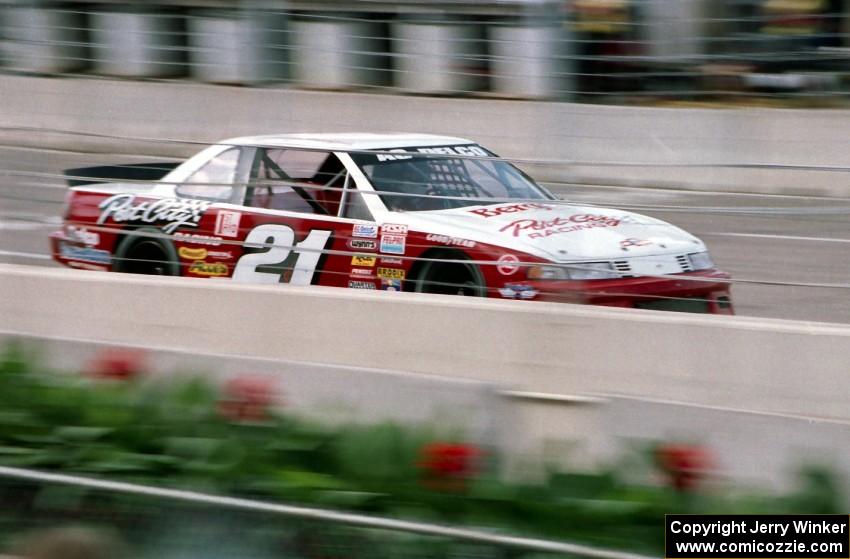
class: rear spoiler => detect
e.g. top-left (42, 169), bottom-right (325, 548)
top-left (63, 162), bottom-right (180, 187)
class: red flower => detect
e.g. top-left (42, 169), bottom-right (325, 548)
top-left (86, 348), bottom-right (147, 381)
top-left (218, 375), bottom-right (279, 423)
top-left (655, 443), bottom-right (713, 492)
top-left (418, 442), bottom-right (482, 491)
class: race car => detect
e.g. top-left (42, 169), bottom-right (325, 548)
top-left (50, 133), bottom-right (733, 314)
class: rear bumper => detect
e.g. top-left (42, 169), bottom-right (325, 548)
top-left (508, 269), bottom-right (734, 314)
top-left (50, 231), bottom-right (112, 271)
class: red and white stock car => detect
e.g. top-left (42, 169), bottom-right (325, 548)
top-left (51, 133), bottom-right (733, 313)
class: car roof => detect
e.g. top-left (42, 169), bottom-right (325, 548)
top-left (222, 133), bottom-right (475, 151)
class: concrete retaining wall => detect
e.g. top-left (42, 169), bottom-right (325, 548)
top-left (1, 75), bottom-right (850, 195)
top-left (605, 397), bottom-right (850, 491)
top-left (3, 263), bottom-right (850, 421)
top-left (4, 263), bottom-right (850, 490)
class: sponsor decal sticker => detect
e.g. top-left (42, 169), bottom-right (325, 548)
top-left (189, 261), bottom-right (228, 277)
top-left (469, 202), bottom-right (552, 218)
top-left (496, 254), bottom-right (520, 275)
top-left (499, 214), bottom-right (622, 239)
top-left (97, 194), bottom-right (210, 234)
top-left (352, 224), bottom-right (378, 238)
top-left (376, 149), bottom-right (414, 162)
top-left (65, 226), bottom-right (100, 246)
top-left (381, 278), bottom-right (402, 291)
top-left (351, 255), bottom-right (377, 267)
top-left (425, 233), bottom-right (475, 249)
top-left (178, 247), bottom-right (208, 260)
top-left (67, 261), bottom-right (109, 272)
top-left (498, 283), bottom-right (539, 300)
top-left (350, 268), bottom-right (374, 278)
top-left (619, 237), bottom-right (651, 249)
top-left (348, 280), bottom-right (376, 290)
top-left (377, 267), bottom-right (405, 281)
top-left (376, 145), bottom-right (488, 162)
top-left (380, 257), bottom-right (404, 265)
top-left (381, 223), bottom-right (408, 235)
top-left (214, 210), bottom-right (241, 237)
top-left (417, 145), bottom-right (488, 157)
top-left (380, 234), bottom-right (406, 255)
top-left (348, 239), bottom-right (377, 251)
top-left (173, 232), bottom-right (223, 246)
top-left (59, 243), bottom-right (111, 265)
top-left (206, 250), bottom-right (233, 260)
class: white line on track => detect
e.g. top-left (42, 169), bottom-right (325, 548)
top-left (708, 232), bottom-right (850, 244)
top-left (0, 221), bottom-right (55, 231)
top-left (0, 215), bottom-right (60, 231)
top-left (546, 180), bottom-right (850, 201)
top-left (0, 250), bottom-right (51, 260)
top-left (0, 212), bottom-right (61, 221)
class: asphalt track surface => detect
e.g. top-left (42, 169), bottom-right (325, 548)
top-left (2, 144), bottom-right (849, 324)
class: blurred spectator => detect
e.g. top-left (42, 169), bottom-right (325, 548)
top-left (570, 0), bottom-right (644, 96)
top-left (758, 0), bottom-right (843, 70)
top-left (11, 526), bottom-right (127, 559)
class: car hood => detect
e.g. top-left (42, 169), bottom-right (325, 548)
top-left (393, 202), bottom-right (706, 261)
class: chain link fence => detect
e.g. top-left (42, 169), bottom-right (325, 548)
top-left (0, 0), bottom-right (848, 103)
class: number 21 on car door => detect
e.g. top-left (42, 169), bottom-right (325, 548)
top-left (232, 223), bottom-right (332, 285)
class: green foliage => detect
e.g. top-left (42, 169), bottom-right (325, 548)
top-left (0, 342), bottom-right (844, 557)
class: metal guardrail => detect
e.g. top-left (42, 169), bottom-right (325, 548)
top-left (0, 465), bottom-right (655, 559)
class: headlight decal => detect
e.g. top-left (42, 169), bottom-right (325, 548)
top-left (527, 262), bottom-right (621, 281)
top-left (688, 252), bottom-right (714, 271)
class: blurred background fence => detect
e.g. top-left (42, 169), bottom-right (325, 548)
top-left (1, 0), bottom-right (849, 103)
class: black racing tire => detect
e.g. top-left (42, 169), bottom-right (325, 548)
top-left (413, 252), bottom-right (486, 297)
top-left (113, 227), bottom-right (180, 276)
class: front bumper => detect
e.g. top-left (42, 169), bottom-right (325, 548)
top-left (508, 269), bottom-right (734, 314)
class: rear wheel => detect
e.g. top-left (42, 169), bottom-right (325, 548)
top-left (113, 227), bottom-right (180, 276)
top-left (413, 253), bottom-right (485, 297)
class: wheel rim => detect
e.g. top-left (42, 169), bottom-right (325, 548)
top-left (418, 261), bottom-right (482, 297)
top-left (124, 241), bottom-right (169, 275)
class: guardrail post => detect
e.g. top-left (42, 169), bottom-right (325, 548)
top-left (642, 0), bottom-right (711, 62)
top-left (392, 15), bottom-right (486, 95)
top-left (291, 13), bottom-right (388, 89)
top-left (0, 1), bottom-right (87, 73)
top-left (187, 7), bottom-right (289, 84)
top-left (844, 0), bottom-right (850, 48)
top-left (90, 5), bottom-right (185, 78)
top-left (490, 22), bottom-right (568, 100)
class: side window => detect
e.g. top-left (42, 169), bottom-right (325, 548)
top-left (177, 148), bottom-right (240, 201)
top-left (248, 148), bottom-right (347, 216)
top-left (341, 189), bottom-right (374, 221)
top-left (263, 149), bottom-right (330, 179)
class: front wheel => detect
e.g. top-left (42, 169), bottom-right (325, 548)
top-left (413, 254), bottom-right (486, 297)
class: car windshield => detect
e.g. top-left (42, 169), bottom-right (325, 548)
top-left (351, 145), bottom-right (554, 212)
